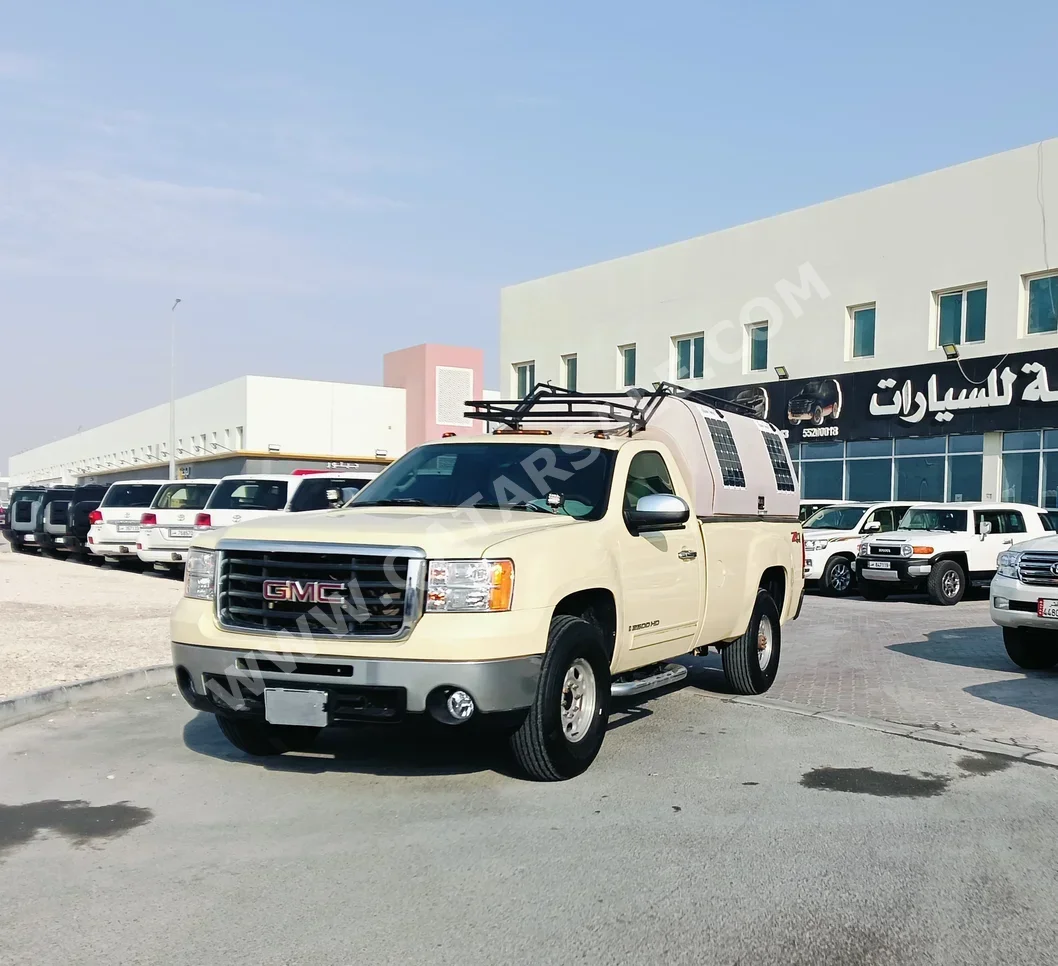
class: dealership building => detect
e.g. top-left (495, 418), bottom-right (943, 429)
top-left (8, 344), bottom-right (495, 486)
top-left (501, 138), bottom-right (1058, 507)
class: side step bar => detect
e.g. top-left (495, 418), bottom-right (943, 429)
top-left (611, 663), bottom-right (689, 698)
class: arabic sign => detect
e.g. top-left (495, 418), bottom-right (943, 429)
top-left (712, 347), bottom-right (1058, 442)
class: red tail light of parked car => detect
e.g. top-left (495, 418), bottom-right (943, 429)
top-left (194, 512), bottom-right (211, 528)
top-left (141, 512), bottom-right (157, 526)
top-left (88, 509), bottom-right (103, 525)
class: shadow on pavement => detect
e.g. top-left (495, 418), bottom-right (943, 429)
top-left (887, 627), bottom-right (1012, 672)
top-left (963, 678), bottom-right (1058, 722)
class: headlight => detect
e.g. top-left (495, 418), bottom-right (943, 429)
top-left (805, 538), bottom-right (831, 552)
top-left (184, 548), bottom-right (216, 600)
top-left (426, 559), bottom-right (514, 613)
top-left (997, 551), bottom-right (1022, 579)
top-left (900, 544), bottom-right (913, 557)
top-left (857, 542), bottom-right (868, 556)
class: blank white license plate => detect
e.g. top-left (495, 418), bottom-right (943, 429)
top-left (23, 534), bottom-right (36, 542)
top-left (1037, 599), bottom-right (1058, 619)
top-left (867, 560), bottom-right (891, 569)
top-left (264, 688), bottom-right (328, 727)
top-left (169, 528), bottom-right (194, 539)
top-left (117, 523), bottom-right (139, 532)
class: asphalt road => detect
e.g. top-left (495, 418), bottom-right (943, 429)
top-left (3, 686), bottom-right (1057, 966)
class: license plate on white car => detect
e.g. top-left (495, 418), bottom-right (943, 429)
top-left (867, 560), bottom-right (891, 569)
top-left (117, 523), bottom-right (139, 532)
top-left (264, 688), bottom-right (328, 727)
top-left (23, 534), bottom-right (36, 543)
top-left (169, 528), bottom-right (194, 539)
top-left (1037, 599), bottom-right (1058, 618)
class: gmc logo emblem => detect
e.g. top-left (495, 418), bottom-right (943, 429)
top-left (262, 579), bottom-right (346, 604)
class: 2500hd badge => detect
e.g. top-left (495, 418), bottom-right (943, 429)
top-left (628, 619), bottom-right (660, 632)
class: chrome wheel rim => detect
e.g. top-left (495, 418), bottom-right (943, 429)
top-left (560, 658), bottom-right (597, 744)
top-left (757, 615), bottom-right (774, 670)
top-left (831, 561), bottom-right (852, 593)
top-left (942, 570), bottom-right (960, 597)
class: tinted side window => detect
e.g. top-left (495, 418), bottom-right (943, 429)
top-left (1041, 513), bottom-right (1056, 532)
top-left (624, 451), bottom-right (675, 510)
top-left (999, 511), bottom-right (1027, 534)
top-left (866, 508), bottom-right (896, 532)
top-left (975, 510), bottom-right (1002, 534)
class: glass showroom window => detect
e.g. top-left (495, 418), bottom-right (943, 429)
top-left (563, 354), bottom-right (578, 391)
top-left (514, 361), bottom-right (536, 398)
top-left (620, 344), bottom-right (636, 387)
top-left (894, 436), bottom-right (946, 501)
top-left (851, 304), bottom-right (876, 358)
top-left (946, 434), bottom-right (984, 501)
top-left (748, 322), bottom-right (768, 372)
top-left (845, 438), bottom-right (891, 501)
top-left (1027, 273), bottom-right (1058, 335)
top-left (800, 440), bottom-right (844, 499)
top-left (937, 287), bottom-right (987, 346)
top-left (1001, 431), bottom-right (1058, 507)
top-left (674, 334), bottom-right (705, 380)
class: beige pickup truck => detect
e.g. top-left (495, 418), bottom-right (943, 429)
top-left (171, 385), bottom-right (805, 780)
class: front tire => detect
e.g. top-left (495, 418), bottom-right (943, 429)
top-left (927, 560), bottom-right (965, 605)
top-left (509, 614), bottom-right (611, 781)
top-left (1003, 627), bottom-right (1058, 670)
top-left (721, 589), bottom-right (781, 694)
top-left (810, 405), bottom-right (824, 426)
top-left (822, 555), bottom-right (854, 596)
top-left (215, 715), bottom-right (321, 756)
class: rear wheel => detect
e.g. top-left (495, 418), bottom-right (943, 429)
top-left (822, 555), bottom-right (854, 596)
top-left (721, 589), bottom-right (781, 694)
top-left (1003, 627), bottom-right (1058, 670)
top-left (858, 580), bottom-right (890, 601)
top-left (509, 614), bottom-right (611, 781)
top-left (215, 716), bottom-right (321, 756)
top-left (927, 560), bottom-right (965, 606)
top-left (810, 405), bottom-right (824, 426)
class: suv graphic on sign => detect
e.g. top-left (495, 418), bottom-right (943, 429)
top-left (734, 386), bottom-right (769, 420)
top-left (787, 378), bottom-right (842, 426)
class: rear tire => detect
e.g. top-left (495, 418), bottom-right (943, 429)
top-left (215, 715), bottom-right (321, 756)
top-left (822, 555), bottom-right (854, 596)
top-left (721, 589), bottom-right (781, 695)
top-left (1003, 627), bottom-right (1058, 670)
top-left (858, 580), bottom-right (890, 601)
top-left (810, 405), bottom-right (824, 426)
top-left (509, 614), bottom-right (611, 781)
top-left (927, 560), bottom-right (965, 606)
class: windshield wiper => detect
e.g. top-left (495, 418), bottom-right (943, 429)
top-left (475, 501), bottom-right (560, 514)
top-left (350, 498), bottom-right (427, 507)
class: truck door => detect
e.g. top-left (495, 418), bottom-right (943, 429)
top-left (615, 450), bottom-right (704, 662)
top-left (971, 509), bottom-right (1023, 573)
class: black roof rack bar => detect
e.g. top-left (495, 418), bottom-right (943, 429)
top-left (464, 382), bottom-right (764, 432)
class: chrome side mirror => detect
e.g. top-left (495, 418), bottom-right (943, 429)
top-left (625, 493), bottom-right (690, 534)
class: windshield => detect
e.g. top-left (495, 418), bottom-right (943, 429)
top-left (800, 381), bottom-right (822, 394)
top-left (154, 483), bottom-right (216, 510)
top-left (804, 505), bottom-right (869, 530)
top-left (101, 484), bottom-right (162, 508)
top-left (208, 479), bottom-right (289, 511)
top-left (900, 507), bottom-right (967, 532)
top-left (351, 442), bottom-right (616, 520)
top-left (288, 478), bottom-right (370, 512)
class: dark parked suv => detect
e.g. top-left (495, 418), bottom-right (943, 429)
top-left (787, 378), bottom-right (842, 426)
top-left (3, 486), bottom-right (49, 551)
top-left (39, 484), bottom-right (109, 556)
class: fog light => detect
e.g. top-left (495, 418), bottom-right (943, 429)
top-left (446, 690), bottom-right (475, 720)
top-left (993, 597), bottom-right (1010, 610)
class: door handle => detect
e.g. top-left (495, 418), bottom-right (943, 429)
top-left (1002, 538), bottom-right (1014, 545)
top-left (678, 550), bottom-right (697, 560)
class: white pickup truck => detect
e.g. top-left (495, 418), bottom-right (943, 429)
top-left (853, 502), bottom-right (1051, 605)
top-left (990, 534), bottom-right (1058, 670)
top-left (171, 385), bottom-right (806, 780)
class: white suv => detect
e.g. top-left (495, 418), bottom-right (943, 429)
top-left (853, 502), bottom-right (1051, 605)
top-left (88, 480), bottom-right (166, 562)
top-left (803, 501), bottom-right (919, 595)
top-left (137, 480), bottom-right (220, 567)
top-left (990, 534), bottom-right (1058, 670)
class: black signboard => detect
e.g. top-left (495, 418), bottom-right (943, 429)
top-left (711, 347), bottom-right (1058, 443)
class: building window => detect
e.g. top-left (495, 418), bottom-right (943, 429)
top-left (937, 286), bottom-right (987, 346)
top-left (674, 334), bottom-right (704, 380)
top-left (1000, 430), bottom-right (1058, 507)
top-left (562, 354), bottom-right (578, 391)
top-left (514, 361), bottom-right (536, 398)
top-left (1027, 273), bottom-right (1058, 335)
top-left (747, 322), bottom-right (768, 372)
top-left (235, 426), bottom-right (244, 450)
top-left (620, 344), bottom-right (636, 387)
top-left (850, 304), bottom-right (876, 358)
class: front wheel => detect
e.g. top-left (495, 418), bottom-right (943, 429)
top-left (1003, 627), bottom-right (1058, 670)
top-left (927, 560), bottom-right (965, 606)
top-left (509, 614), bottom-right (612, 781)
top-left (822, 555), bottom-right (854, 596)
top-left (721, 589), bottom-right (781, 695)
top-left (810, 405), bottom-right (824, 426)
top-left (215, 716), bottom-right (321, 756)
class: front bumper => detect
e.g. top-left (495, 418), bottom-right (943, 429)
top-left (172, 641), bottom-right (542, 718)
top-left (851, 556), bottom-right (933, 584)
top-left (989, 573), bottom-right (1058, 630)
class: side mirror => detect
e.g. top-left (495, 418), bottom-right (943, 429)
top-left (980, 520), bottom-right (992, 537)
top-left (625, 493), bottom-right (690, 534)
top-left (862, 520), bottom-right (882, 533)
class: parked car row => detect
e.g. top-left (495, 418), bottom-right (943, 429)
top-left (1, 470), bottom-right (374, 566)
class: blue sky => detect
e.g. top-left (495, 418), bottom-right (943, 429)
top-left (2, 0), bottom-right (1057, 469)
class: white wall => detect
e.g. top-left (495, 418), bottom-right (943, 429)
top-left (500, 138), bottom-right (1058, 394)
top-left (243, 377), bottom-right (406, 459)
top-left (9, 377), bottom-right (407, 485)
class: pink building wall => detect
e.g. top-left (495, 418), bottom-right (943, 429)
top-left (383, 344), bottom-right (485, 448)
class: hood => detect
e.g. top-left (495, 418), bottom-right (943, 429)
top-left (867, 528), bottom-right (962, 544)
top-left (802, 527), bottom-right (860, 542)
top-left (193, 505), bottom-right (579, 558)
top-left (1009, 534), bottom-right (1058, 553)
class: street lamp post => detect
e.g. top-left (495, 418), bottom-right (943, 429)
top-left (169, 298), bottom-right (182, 479)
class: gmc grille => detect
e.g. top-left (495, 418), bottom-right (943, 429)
top-left (869, 544), bottom-right (903, 556)
top-left (1017, 551), bottom-right (1058, 586)
top-left (217, 549), bottom-right (422, 638)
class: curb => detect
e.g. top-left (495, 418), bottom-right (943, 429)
top-left (692, 691), bottom-right (1058, 769)
top-left (0, 665), bottom-right (175, 730)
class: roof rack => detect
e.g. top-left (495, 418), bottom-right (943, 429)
top-left (464, 382), bottom-right (763, 433)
